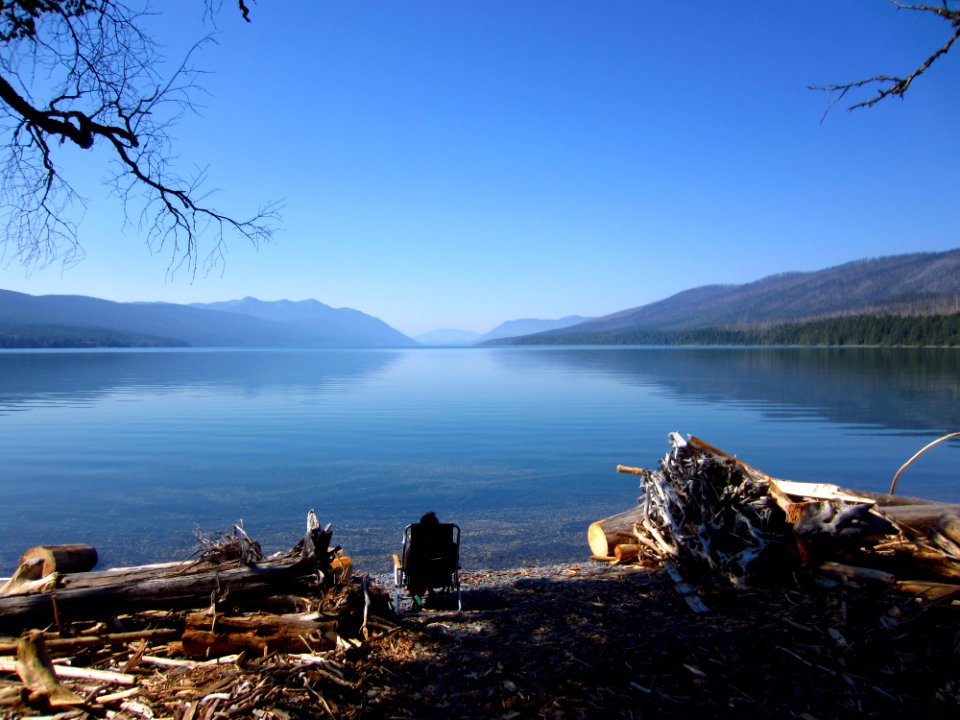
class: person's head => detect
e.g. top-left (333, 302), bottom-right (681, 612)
top-left (419, 511), bottom-right (439, 525)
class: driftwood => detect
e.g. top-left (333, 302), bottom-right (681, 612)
top-left (0, 510), bottom-right (344, 634)
top-left (20, 544), bottom-right (98, 576)
top-left (182, 611), bottom-right (338, 657)
top-left (14, 631), bottom-right (85, 707)
top-left (605, 433), bottom-right (960, 595)
top-left (0, 512), bottom-right (404, 720)
top-left (937, 513), bottom-right (960, 544)
top-left (877, 504), bottom-right (960, 535)
top-left (613, 544), bottom-right (640, 563)
top-left (587, 505), bottom-right (645, 558)
top-left (616, 433), bottom-right (790, 583)
top-left (0, 555), bottom-right (328, 632)
top-left (0, 561), bottom-right (58, 598)
top-left (0, 655), bottom-right (136, 686)
top-left (0, 628), bottom-right (179, 657)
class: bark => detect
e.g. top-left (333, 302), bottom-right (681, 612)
top-left (181, 611), bottom-right (338, 658)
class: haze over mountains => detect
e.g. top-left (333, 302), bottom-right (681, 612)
top-left (416, 316), bottom-right (592, 346)
top-left (0, 249), bottom-right (957, 348)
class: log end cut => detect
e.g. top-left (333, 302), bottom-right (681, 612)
top-left (587, 505), bottom-right (645, 558)
top-left (20, 545), bottom-right (98, 576)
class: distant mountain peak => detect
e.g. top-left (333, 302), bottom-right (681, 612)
top-left (477, 316), bottom-right (592, 343)
top-left (191, 298), bottom-right (415, 346)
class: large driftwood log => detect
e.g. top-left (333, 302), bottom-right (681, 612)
top-left (181, 611), bottom-right (338, 658)
top-left (0, 557), bottom-right (325, 632)
top-left (0, 511), bottom-right (342, 633)
top-left (587, 505), bottom-right (645, 558)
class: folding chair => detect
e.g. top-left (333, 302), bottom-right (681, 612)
top-left (393, 521), bottom-right (462, 613)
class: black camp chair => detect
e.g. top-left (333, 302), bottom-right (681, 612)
top-left (393, 522), bottom-right (462, 613)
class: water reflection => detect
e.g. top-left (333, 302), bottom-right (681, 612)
top-left (492, 347), bottom-right (960, 436)
top-left (0, 349), bottom-right (404, 414)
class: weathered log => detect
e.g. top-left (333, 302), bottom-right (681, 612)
top-left (614, 544), bottom-right (640, 564)
top-left (20, 545), bottom-right (98, 576)
top-left (56, 558), bottom-right (246, 591)
top-left (0, 556), bottom-right (325, 633)
top-left (0, 628), bottom-right (179, 657)
top-left (817, 561), bottom-right (896, 585)
top-left (587, 505), bottom-right (645, 557)
top-left (181, 611), bottom-right (338, 658)
top-left (877, 504), bottom-right (960, 536)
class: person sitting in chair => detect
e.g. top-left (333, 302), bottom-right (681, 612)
top-left (405, 511), bottom-right (452, 609)
top-left (394, 511), bottom-right (462, 613)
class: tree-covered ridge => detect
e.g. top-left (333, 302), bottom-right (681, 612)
top-left (492, 314), bottom-right (960, 347)
top-left (0, 323), bottom-right (186, 348)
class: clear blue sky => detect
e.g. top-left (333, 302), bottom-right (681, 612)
top-left (0, 1), bottom-right (957, 336)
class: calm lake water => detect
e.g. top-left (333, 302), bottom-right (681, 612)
top-left (0, 347), bottom-right (958, 575)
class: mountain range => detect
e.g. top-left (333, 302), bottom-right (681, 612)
top-left (491, 249), bottom-right (960, 344)
top-left (0, 292), bottom-right (416, 348)
top-left (1, 249), bottom-right (957, 348)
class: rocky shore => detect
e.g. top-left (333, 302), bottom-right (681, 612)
top-left (357, 561), bottom-right (959, 719)
top-left (2, 557), bottom-right (958, 718)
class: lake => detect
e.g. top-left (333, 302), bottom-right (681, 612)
top-left (0, 346), bottom-right (957, 576)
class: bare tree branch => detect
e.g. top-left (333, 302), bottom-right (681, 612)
top-left (0, 0), bottom-right (278, 277)
top-left (812, 1), bottom-right (959, 115)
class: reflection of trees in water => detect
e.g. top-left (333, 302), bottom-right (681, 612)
top-left (0, 350), bottom-right (403, 413)
top-left (494, 347), bottom-right (960, 435)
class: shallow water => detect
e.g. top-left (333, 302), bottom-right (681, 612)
top-left (0, 346), bottom-right (957, 574)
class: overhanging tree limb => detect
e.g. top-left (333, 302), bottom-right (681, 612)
top-left (0, 0), bottom-right (278, 275)
top-left (813, 1), bottom-right (960, 114)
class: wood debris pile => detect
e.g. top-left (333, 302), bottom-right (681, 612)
top-left (0, 511), bottom-right (398, 719)
top-left (591, 433), bottom-right (960, 602)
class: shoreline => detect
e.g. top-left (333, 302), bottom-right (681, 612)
top-left (2, 555), bottom-right (957, 718)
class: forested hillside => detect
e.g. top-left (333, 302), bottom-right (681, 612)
top-left (497, 249), bottom-right (960, 345)
top-left (0, 323), bottom-right (184, 348)
top-left (496, 313), bottom-right (960, 347)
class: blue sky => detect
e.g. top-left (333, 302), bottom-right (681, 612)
top-left (0, 1), bottom-right (958, 336)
